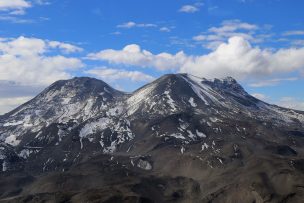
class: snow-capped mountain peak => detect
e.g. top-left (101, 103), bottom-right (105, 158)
top-left (0, 74), bottom-right (303, 175)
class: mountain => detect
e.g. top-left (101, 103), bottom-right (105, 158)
top-left (0, 74), bottom-right (304, 203)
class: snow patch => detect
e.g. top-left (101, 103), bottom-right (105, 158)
top-left (3, 121), bottom-right (23, 127)
top-left (137, 159), bottom-right (152, 170)
top-left (5, 134), bottom-right (20, 146)
top-left (201, 143), bottom-right (209, 151)
top-left (164, 90), bottom-right (177, 111)
top-left (181, 146), bottom-right (185, 154)
top-left (196, 130), bottom-right (207, 138)
top-left (189, 97), bottom-right (197, 107)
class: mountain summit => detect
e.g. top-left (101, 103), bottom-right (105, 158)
top-left (0, 74), bottom-right (304, 202)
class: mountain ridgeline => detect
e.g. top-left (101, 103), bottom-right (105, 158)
top-left (0, 74), bottom-right (304, 203)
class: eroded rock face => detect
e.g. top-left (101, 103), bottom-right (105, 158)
top-left (0, 74), bottom-right (304, 202)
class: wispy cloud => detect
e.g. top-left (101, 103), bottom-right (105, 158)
top-left (292, 39), bottom-right (304, 46)
top-left (249, 78), bottom-right (298, 87)
top-left (117, 21), bottom-right (157, 29)
top-left (277, 97), bottom-right (304, 111)
top-left (0, 0), bottom-right (51, 23)
top-left (179, 5), bottom-right (199, 13)
top-left (48, 41), bottom-right (83, 54)
top-left (0, 0), bottom-right (31, 14)
top-left (85, 67), bottom-right (155, 83)
top-left (33, 0), bottom-right (51, 6)
top-left (0, 96), bottom-right (33, 115)
top-left (179, 2), bottom-right (203, 13)
top-left (160, 27), bottom-right (171, 32)
top-left (251, 93), bottom-right (268, 101)
top-left (192, 19), bottom-right (263, 49)
top-left (191, 20), bottom-right (277, 50)
top-left (0, 15), bottom-right (33, 23)
top-left (283, 30), bottom-right (304, 36)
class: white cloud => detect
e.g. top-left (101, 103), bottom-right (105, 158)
top-left (33, 0), bottom-right (51, 5)
top-left (48, 41), bottom-right (83, 53)
top-left (0, 0), bottom-right (50, 23)
top-left (0, 96), bottom-right (33, 115)
top-left (193, 20), bottom-right (262, 49)
top-left (291, 40), bottom-right (304, 46)
top-left (0, 0), bottom-right (30, 9)
top-left (87, 36), bottom-right (304, 81)
top-left (277, 97), bottom-right (304, 111)
top-left (111, 31), bottom-right (121, 35)
top-left (208, 20), bottom-right (258, 33)
top-left (283, 30), bottom-right (304, 36)
top-left (0, 0), bottom-right (31, 15)
top-left (86, 44), bottom-right (187, 71)
top-left (251, 93), bottom-right (268, 101)
top-left (0, 36), bottom-right (84, 85)
top-left (249, 77), bottom-right (298, 87)
top-left (181, 36), bottom-right (304, 79)
top-left (117, 21), bottom-right (157, 29)
top-left (160, 27), bottom-right (171, 32)
top-left (0, 15), bottom-right (33, 23)
top-left (179, 5), bottom-right (199, 13)
top-left (85, 67), bottom-right (155, 82)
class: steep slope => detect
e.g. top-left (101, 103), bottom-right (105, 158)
top-left (0, 74), bottom-right (304, 203)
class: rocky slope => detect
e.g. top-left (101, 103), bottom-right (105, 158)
top-left (0, 74), bottom-right (304, 203)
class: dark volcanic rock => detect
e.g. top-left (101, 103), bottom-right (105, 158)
top-left (0, 74), bottom-right (304, 202)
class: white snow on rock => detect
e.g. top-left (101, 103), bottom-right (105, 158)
top-left (201, 143), bottom-right (209, 151)
top-left (3, 121), bottom-right (23, 127)
top-left (2, 161), bottom-right (7, 172)
top-left (181, 146), bottom-right (185, 154)
top-left (137, 159), bottom-right (152, 170)
top-left (164, 90), bottom-right (177, 111)
top-left (189, 97), bottom-right (197, 107)
top-left (19, 149), bottom-right (31, 159)
top-left (79, 118), bottom-right (112, 138)
top-left (182, 76), bottom-right (209, 105)
top-left (196, 130), bottom-right (207, 138)
top-left (187, 130), bottom-right (196, 140)
top-left (78, 117), bottom-right (134, 151)
top-left (168, 133), bottom-right (186, 140)
top-left (5, 134), bottom-right (20, 146)
top-left (126, 82), bottom-right (157, 115)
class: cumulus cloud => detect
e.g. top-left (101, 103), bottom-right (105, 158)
top-left (192, 20), bottom-right (263, 49)
top-left (87, 36), bottom-right (304, 82)
top-left (0, 0), bottom-right (31, 15)
top-left (181, 36), bottom-right (304, 79)
top-left (85, 67), bottom-right (155, 82)
top-left (86, 44), bottom-right (187, 71)
top-left (0, 0), bottom-right (50, 23)
top-left (0, 36), bottom-right (84, 85)
top-left (117, 21), bottom-right (157, 29)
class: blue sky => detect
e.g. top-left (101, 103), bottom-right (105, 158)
top-left (0, 0), bottom-right (304, 114)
